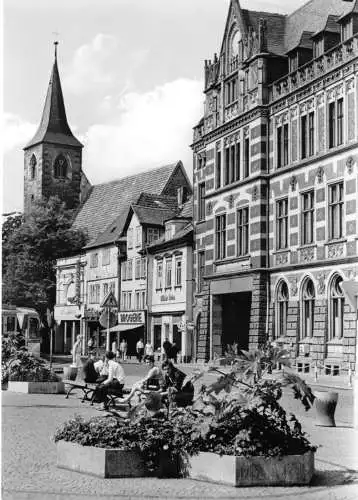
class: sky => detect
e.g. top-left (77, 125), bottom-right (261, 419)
top-left (2, 0), bottom-right (306, 213)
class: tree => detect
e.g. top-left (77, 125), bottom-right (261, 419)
top-left (2, 197), bottom-right (88, 321)
top-left (2, 213), bottom-right (23, 246)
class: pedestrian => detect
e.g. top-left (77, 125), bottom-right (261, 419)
top-left (162, 338), bottom-right (172, 361)
top-left (169, 342), bottom-right (179, 363)
top-left (119, 339), bottom-right (127, 361)
top-left (87, 336), bottom-right (94, 354)
top-left (136, 338), bottom-right (144, 363)
top-left (144, 341), bottom-right (154, 357)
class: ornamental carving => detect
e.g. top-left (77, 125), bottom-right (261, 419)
top-left (228, 194), bottom-right (234, 209)
top-left (327, 243), bottom-right (344, 259)
top-left (243, 125), bottom-right (250, 138)
top-left (300, 247), bottom-right (315, 263)
top-left (216, 141), bottom-right (221, 151)
top-left (331, 244), bottom-right (347, 262)
top-left (290, 107), bottom-right (298, 118)
top-left (288, 277), bottom-right (298, 296)
top-left (346, 156), bottom-right (355, 174)
top-left (276, 252), bottom-right (289, 266)
top-left (317, 273), bottom-right (326, 295)
top-left (347, 269), bottom-right (357, 280)
top-left (290, 175), bottom-right (297, 192)
top-left (316, 166), bottom-right (324, 183)
top-left (346, 78), bottom-right (355, 92)
top-left (252, 186), bottom-right (258, 202)
top-left (207, 201), bottom-right (213, 215)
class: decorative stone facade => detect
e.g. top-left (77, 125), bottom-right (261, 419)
top-left (192, 0), bottom-right (358, 373)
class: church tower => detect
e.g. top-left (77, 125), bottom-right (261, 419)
top-left (23, 43), bottom-right (84, 214)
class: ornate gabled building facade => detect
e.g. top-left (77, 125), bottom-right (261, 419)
top-left (23, 45), bottom-right (91, 214)
top-left (192, 0), bottom-right (358, 375)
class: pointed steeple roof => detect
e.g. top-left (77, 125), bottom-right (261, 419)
top-left (25, 44), bottom-right (83, 150)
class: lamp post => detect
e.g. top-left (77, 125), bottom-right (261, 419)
top-left (46, 308), bottom-right (54, 370)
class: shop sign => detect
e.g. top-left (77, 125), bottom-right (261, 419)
top-left (119, 311), bottom-right (145, 324)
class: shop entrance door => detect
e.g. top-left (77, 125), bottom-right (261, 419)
top-left (222, 292), bottom-right (251, 353)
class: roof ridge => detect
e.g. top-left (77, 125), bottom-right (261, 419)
top-left (92, 162), bottom-right (177, 188)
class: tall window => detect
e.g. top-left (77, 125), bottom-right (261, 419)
top-left (237, 207), bottom-right (249, 256)
top-left (102, 248), bottom-right (110, 266)
top-left (235, 143), bottom-right (240, 182)
top-left (301, 279), bottom-right (315, 339)
top-left (135, 257), bottom-right (141, 279)
top-left (175, 258), bottom-right (182, 287)
top-left (276, 199), bottom-right (288, 250)
top-left (54, 154), bottom-right (68, 178)
top-left (30, 155), bottom-right (37, 179)
top-left (301, 115), bottom-right (307, 159)
top-left (329, 98), bottom-right (344, 148)
top-left (215, 214), bottom-right (226, 260)
top-left (165, 259), bottom-right (172, 288)
top-left (198, 251), bottom-right (205, 292)
top-left (103, 283), bottom-right (108, 298)
top-left (329, 275), bottom-right (344, 340)
top-left (198, 182), bottom-right (206, 221)
top-left (275, 281), bottom-right (289, 339)
top-left (135, 226), bottom-right (142, 247)
top-left (215, 150), bottom-right (221, 189)
top-left (277, 124), bottom-right (289, 168)
top-left (224, 148), bottom-right (230, 185)
top-left (308, 112), bottom-right (315, 156)
top-left (244, 138), bottom-right (250, 178)
top-left (127, 259), bottom-right (133, 280)
top-left (147, 227), bottom-right (160, 244)
top-left (90, 253), bottom-right (98, 268)
top-left (328, 182), bottom-right (344, 240)
top-left (156, 261), bottom-right (163, 289)
top-left (301, 191), bottom-right (314, 245)
top-left (127, 228), bottom-right (133, 249)
top-left (89, 284), bottom-right (100, 304)
top-left (140, 258), bottom-right (147, 279)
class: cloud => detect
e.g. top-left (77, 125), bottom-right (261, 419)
top-left (83, 78), bottom-right (203, 184)
top-left (64, 34), bottom-right (118, 94)
top-left (3, 113), bottom-right (36, 153)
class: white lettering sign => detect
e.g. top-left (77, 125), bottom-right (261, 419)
top-left (119, 311), bottom-right (145, 324)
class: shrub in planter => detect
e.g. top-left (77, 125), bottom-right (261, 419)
top-left (53, 344), bottom-right (316, 481)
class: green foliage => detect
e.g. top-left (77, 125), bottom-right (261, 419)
top-left (54, 345), bottom-right (315, 470)
top-left (2, 197), bottom-right (87, 319)
top-left (2, 332), bottom-right (59, 383)
top-left (2, 214), bottom-right (23, 246)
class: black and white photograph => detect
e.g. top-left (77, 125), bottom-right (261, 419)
top-left (2, 0), bottom-right (358, 499)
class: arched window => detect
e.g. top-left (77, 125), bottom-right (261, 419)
top-left (301, 278), bottom-right (315, 339)
top-left (329, 275), bottom-right (344, 340)
top-left (54, 154), bottom-right (68, 178)
top-left (30, 154), bottom-right (37, 180)
top-left (275, 280), bottom-right (289, 339)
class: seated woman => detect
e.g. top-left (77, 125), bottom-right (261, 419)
top-left (81, 352), bottom-right (98, 383)
top-left (93, 351), bottom-right (125, 409)
top-left (120, 355), bottom-right (163, 404)
top-left (161, 360), bottom-right (194, 407)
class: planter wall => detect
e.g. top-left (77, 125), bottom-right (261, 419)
top-left (57, 441), bottom-right (147, 478)
top-left (188, 451), bottom-right (314, 487)
top-left (8, 381), bottom-right (65, 394)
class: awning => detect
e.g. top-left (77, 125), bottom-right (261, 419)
top-left (101, 323), bottom-right (143, 333)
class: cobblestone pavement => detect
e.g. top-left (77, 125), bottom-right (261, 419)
top-left (2, 365), bottom-right (358, 500)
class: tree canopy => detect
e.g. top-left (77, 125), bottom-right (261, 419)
top-left (2, 197), bottom-right (88, 320)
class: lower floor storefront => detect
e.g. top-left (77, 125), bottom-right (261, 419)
top-left (193, 265), bottom-right (358, 374)
top-left (149, 313), bottom-right (193, 362)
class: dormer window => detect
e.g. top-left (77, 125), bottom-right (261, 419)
top-left (313, 36), bottom-right (324, 58)
top-left (341, 18), bottom-right (353, 41)
top-left (54, 154), bottom-right (68, 178)
top-left (30, 154), bottom-right (37, 180)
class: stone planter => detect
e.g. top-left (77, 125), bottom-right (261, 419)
top-left (314, 390), bottom-right (338, 427)
top-left (7, 381), bottom-right (65, 394)
top-left (56, 441), bottom-right (147, 478)
top-left (188, 451), bottom-right (315, 487)
top-left (63, 366), bottom-right (78, 381)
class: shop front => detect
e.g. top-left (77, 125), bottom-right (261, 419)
top-left (150, 313), bottom-right (191, 362)
top-left (54, 304), bottom-right (83, 354)
top-left (102, 310), bottom-right (146, 357)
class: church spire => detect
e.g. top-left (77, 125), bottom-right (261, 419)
top-left (24, 42), bottom-right (82, 150)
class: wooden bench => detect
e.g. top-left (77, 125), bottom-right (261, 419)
top-left (63, 378), bottom-right (131, 408)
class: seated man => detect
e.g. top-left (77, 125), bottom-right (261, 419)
top-left (120, 355), bottom-right (163, 404)
top-left (161, 360), bottom-right (194, 407)
top-left (94, 356), bottom-right (109, 383)
top-left (93, 351), bottom-right (125, 409)
top-left (82, 352), bottom-right (99, 383)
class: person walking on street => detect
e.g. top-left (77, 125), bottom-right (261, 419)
top-left (145, 342), bottom-right (154, 357)
top-left (162, 338), bottom-right (172, 361)
top-left (136, 338), bottom-right (144, 363)
top-left (119, 339), bottom-right (127, 361)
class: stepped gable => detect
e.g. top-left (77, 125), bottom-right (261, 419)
top-left (25, 51), bottom-right (82, 150)
top-left (284, 0), bottom-right (354, 53)
top-left (74, 162), bottom-right (180, 247)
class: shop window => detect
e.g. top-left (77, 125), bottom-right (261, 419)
top-left (301, 278), bottom-right (315, 339)
top-left (329, 274), bottom-right (344, 340)
top-left (275, 281), bottom-right (289, 339)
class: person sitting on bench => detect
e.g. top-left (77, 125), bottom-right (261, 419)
top-left (93, 351), bottom-right (125, 409)
top-left (82, 352), bottom-right (99, 383)
top-left (120, 355), bottom-right (163, 404)
top-left (161, 360), bottom-right (194, 407)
